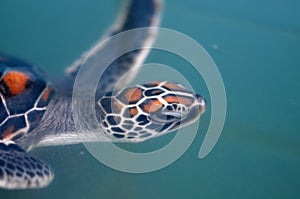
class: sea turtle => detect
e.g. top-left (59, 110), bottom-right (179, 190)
top-left (0, 0), bottom-right (206, 189)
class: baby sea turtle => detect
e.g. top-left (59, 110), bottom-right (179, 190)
top-left (0, 0), bottom-right (205, 189)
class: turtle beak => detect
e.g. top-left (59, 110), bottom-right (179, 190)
top-left (168, 93), bottom-right (206, 131)
top-left (194, 93), bottom-right (206, 115)
top-left (182, 93), bottom-right (206, 123)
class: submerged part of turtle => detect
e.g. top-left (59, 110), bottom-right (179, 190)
top-left (0, 0), bottom-right (205, 190)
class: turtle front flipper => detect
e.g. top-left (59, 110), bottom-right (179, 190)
top-left (66, 0), bottom-right (163, 94)
top-left (0, 140), bottom-right (54, 189)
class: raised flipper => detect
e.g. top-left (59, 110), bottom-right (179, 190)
top-left (0, 140), bottom-right (54, 189)
top-left (66, 0), bottom-right (163, 93)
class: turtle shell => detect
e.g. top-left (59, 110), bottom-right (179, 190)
top-left (0, 55), bottom-right (54, 141)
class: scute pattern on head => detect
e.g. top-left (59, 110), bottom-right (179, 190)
top-left (96, 81), bottom-right (206, 142)
top-left (0, 62), bottom-right (54, 141)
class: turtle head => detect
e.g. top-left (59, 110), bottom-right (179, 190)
top-left (97, 81), bottom-right (205, 142)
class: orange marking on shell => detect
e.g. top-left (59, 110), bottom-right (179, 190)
top-left (2, 126), bottom-right (15, 140)
top-left (41, 87), bottom-right (51, 101)
top-left (163, 82), bottom-right (186, 91)
top-left (3, 71), bottom-right (30, 95)
top-left (143, 99), bottom-right (163, 113)
top-left (164, 96), bottom-right (194, 106)
top-left (129, 107), bottom-right (138, 116)
top-left (125, 88), bottom-right (143, 103)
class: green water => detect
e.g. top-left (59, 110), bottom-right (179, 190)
top-left (0, 0), bottom-right (299, 198)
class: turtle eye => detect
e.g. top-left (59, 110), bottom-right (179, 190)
top-left (150, 110), bottom-right (184, 123)
top-left (150, 113), bottom-right (177, 124)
